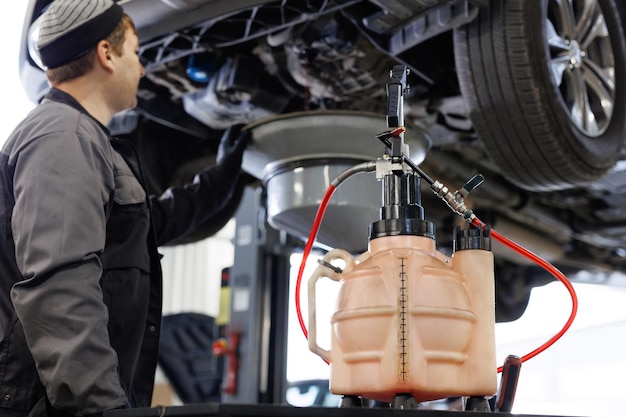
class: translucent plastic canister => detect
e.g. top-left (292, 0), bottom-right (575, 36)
top-left (308, 234), bottom-right (497, 403)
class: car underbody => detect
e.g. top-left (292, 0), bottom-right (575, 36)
top-left (20, 0), bottom-right (626, 320)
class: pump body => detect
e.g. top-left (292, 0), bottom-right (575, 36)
top-left (308, 64), bottom-right (497, 404)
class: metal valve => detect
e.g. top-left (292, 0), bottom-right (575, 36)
top-left (431, 174), bottom-right (484, 221)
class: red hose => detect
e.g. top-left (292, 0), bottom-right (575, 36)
top-left (296, 185), bottom-right (579, 375)
top-left (295, 184), bottom-right (336, 340)
top-left (471, 217), bottom-right (578, 372)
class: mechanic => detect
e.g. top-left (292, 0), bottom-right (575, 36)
top-left (0, 0), bottom-right (250, 416)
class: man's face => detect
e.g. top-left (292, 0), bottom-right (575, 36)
top-left (113, 27), bottom-right (145, 112)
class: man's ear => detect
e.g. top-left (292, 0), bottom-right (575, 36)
top-left (95, 40), bottom-right (115, 73)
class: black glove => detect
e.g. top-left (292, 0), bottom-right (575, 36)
top-left (216, 124), bottom-right (251, 174)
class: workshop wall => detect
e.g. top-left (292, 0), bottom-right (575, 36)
top-left (160, 219), bottom-right (236, 317)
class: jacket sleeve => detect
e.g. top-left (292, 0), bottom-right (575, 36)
top-left (9, 130), bottom-right (129, 415)
top-left (150, 163), bottom-right (241, 246)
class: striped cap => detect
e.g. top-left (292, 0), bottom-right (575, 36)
top-left (37, 0), bottom-right (124, 69)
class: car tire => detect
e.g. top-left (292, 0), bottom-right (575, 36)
top-left (454, 0), bottom-right (626, 191)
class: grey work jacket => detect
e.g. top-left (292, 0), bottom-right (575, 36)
top-left (0, 89), bottom-right (239, 416)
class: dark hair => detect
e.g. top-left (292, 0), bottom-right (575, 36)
top-left (46, 14), bottom-right (135, 85)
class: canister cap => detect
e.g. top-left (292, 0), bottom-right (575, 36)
top-left (454, 224), bottom-right (492, 251)
top-left (369, 218), bottom-right (435, 240)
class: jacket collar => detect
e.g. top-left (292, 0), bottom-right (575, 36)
top-left (43, 87), bottom-right (111, 135)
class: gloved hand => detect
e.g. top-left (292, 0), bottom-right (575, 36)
top-left (216, 124), bottom-right (252, 174)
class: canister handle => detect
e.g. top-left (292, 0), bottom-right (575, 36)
top-left (307, 248), bottom-right (353, 362)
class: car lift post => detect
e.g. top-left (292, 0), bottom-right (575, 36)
top-left (221, 186), bottom-right (292, 405)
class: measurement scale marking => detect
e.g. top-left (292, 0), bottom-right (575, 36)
top-left (398, 257), bottom-right (408, 380)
